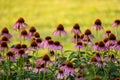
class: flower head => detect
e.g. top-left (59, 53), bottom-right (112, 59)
top-left (0, 27), bottom-right (12, 38)
top-left (29, 26), bottom-right (36, 36)
top-left (92, 19), bottom-right (103, 31)
top-left (6, 51), bottom-right (16, 61)
top-left (14, 17), bottom-right (28, 30)
top-left (20, 29), bottom-right (30, 39)
top-left (84, 29), bottom-right (94, 40)
top-left (71, 23), bottom-right (82, 34)
top-left (53, 24), bottom-right (67, 36)
top-left (75, 41), bottom-right (84, 50)
top-left (57, 70), bottom-right (65, 79)
top-left (54, 41), bottom-right (63, 51)
top-left (104, 30), bottom-right (111, 38)
top-left (112, 19), bottom-right (120, 27)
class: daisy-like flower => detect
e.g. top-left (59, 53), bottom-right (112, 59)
top-left (53, 24), bottom-right (67, 36)
top-left (47, 40), bottom-right (54, 51)
top-left (32, 32), bottom-right (40, 39)
top-left (94, 52), bottom-right (102, 61)
top-left (90, 56), bottom-right (104, 67)
top-left (98, 41), bottom-right (107, 52)
top-left (82, 38), bottom-right (93, 47)
top-left (29, 40), bottom-right (39, 51)
top-left (14, 17), bottom-right (28, 30)
top-left (12, 43), bottom-right (22, 54)
top-left (0, 27), bottom-right (12, 38)
top-left (0, 41), bottom-right (8, 51)
top-left (75, 74), bottom-right (86, 80)
top-left (56, 70), bottom-right (65, 80)
top-left (114, 40), bottom-right (120, 51)
top-left (35, 38), bottom-right (42, 48)
top-left (64, 62), bottom-right (75, 77)
top-left (20, 29), bottom-right (30, 40)
top-left (105, 33), bottom-right (117, 50)
top-left (21, 44), bottom-right (27, 50)
top-left (54, 41), bottom-right (63, 51)
top-left (72, 34), bottom-right (81, 43)
top-left (29, 26), bottom-right (36, 36)
top-left (24, 64), bottom-right (32, 70)
top-left (41, 36), bottom-right (52, 49)
top-left (104, 54), bottom-right (117, 62)
top-left (92, 19), bottom-right (103, 31)
top-left (75, 41), bottom-right (84, 50)
top-left (0, 36), bottom-right (10, 44)
top-left (112, 19), bottom-right (120, 27)
top-left (17, 48), bottom-right (26, 57)
top-left (71, 23), bottom-right (82, 34)
top-left (92, 42), bottom-right (98, 51)
top-left (104, 30), bottom-right (111, 38)
top-left (6, 51), bottom-right (16, 61)
top-left (84, 29), bottom-right (94, 40)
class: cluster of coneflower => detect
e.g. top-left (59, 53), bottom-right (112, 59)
top-left (0, 17), bottom-right (120, 80)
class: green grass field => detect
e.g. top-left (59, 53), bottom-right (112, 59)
top-left (0, 0), bottom-right (120, 51)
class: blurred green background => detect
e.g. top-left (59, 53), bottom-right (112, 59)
top-left (0, 0), bottom-right (120, 51)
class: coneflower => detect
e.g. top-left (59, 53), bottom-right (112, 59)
top-left (29, 26), bottom-right (36, 36)
top-left (53, 24), bottom-right (67, 36)
top-left (41, 36), bottom-right (52, 49)
top-left (14, 17), bottom-right (28, 30)
top-left (35, 38), bottom-right (42, 48)
top-left (0, 41), bottom-right (8, 51)
top-left (48, 40), bottom-right (54, 51)
top-left (112, 19), bottom-right (120, 27)
top-left (114, 40), bottom-right (120, 51)
top-left (20, 29), bottom-right (30, 39)
top-left (29, 40), bottom-right (39, 51)
top-left (33, 32), bottom-right (40, 39)
top-left (54, 41), bottom-right (63, 51)
top-left (84, 29), bottom-right (94, 40)
top-left (98, 41), bottom-right (107, 52)
top-left (93, 76), bottom-right (101, 80)
top-left (71, 23), bottom-right (82, 34)
top-left (21, 44), bottom-right (28, 50)
top-left (6, 51), bottom-right (16, 61)
top-left (75, 41), bottom-right (84, 50)
top-left (114, 77), bottom-right (120, 80)
top-left (0, 27), bottom-right (12, 38)
top-left (18, 48), bottom-right (26, 57)
top-left (0, 36), bottom-right (10, 43)
top-left (75, 74), bottom-right (86, 80)
top-left (92, 42), bottom-right (98, 51)
top-left (104, 30), bottom-right (111, 38)
top-left (92, 19), bottom-right (103, 31)
top-left (72, 34), bottom-right (81, 43)
top-left (56, 70), bottom-right (65, 80)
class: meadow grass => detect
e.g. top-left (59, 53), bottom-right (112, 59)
top-left (0, 0), bottom-right (120, 51)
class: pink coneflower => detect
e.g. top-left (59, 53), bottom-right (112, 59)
top-left (112, 19), bottom-right (120, 27)
top-left (0, 36), bottom-right (10, 43)
top-left (0, 41), bottom-right (8, 51)
top-left (72, 34), bottom-right (81, 43)
top-left (90, 56), bottom-right (104, 67)
top-left (14, 17), bottom-right (28, 30)
top-left (47, 40), bottom-right (54, 51)
top-left (53, 24), bottom-right (67, 36)
top-left (20, 29), bottom-right (30, 39)
top-left (21, 44), bottom-right (28, 51)
top-left (33, 32), bottom-right (40, 39)
top-left (104, 54), bottom-right (117, 62)
top-left (92, 19), bottom-right (103, 31)
top-left (75, 74), bottom-right (86, 80)
top-left (71, 23), bottom-right (82, 34)
top-left (17, 48), bottom-right (26, 57)
top-left (98, 41), bottom-right (107, 52)
top-left (114, 40), bottom-right (120, 51)
top-left (41, 36), bottom-right (51, 49)
top-left (12, 43), bottom-right (22, 53)
top-left (29, 40), bottom-right (39, 51)
top-left (92, 42), bottom-right (98, 51)
top-left (35, 38), bottom-right (42, 48)
top-left (57, 70), bottom-right (65, 79)
top-left (0, 27), bottom-right (12, 38)
top-left (94, 52), bottom-right (102, 61)
top-left (33, 63), bottom-right (48, 73)
top-left (29, 26), bottom-right (36, 36)
top-left (114, 77), bottom-right (120, 80)
top-left (6, 51), bottom-right (16, 61)
top-left (84, 29), bottom-right (94, 40)
top-left (42, 54), bottom-right (51, 65)
top-left (104, 30), bottom-right (111, 38)
top-left (24, 64), bottom-right (32, 70)
top-left (82, 38), bottom-right (93, 47)
top-left (105, 33), bottom-right (116, 50)
top-left (54, 41), bottom-right (63, 51)
top-left (75, 41), bottom-right (84, 50)
top-left (64, 62), bottom-right (75, 77)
